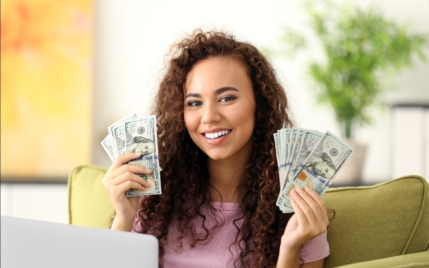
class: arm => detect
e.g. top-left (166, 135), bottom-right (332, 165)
top-left (102, 153), bottom-right (152, 231)
top-left (303, 259), bottom-right (324, 268)
top-left (277, 187), bottom-right (329, 268)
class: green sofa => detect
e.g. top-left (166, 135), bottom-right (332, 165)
top-left (68, 164), bottom-right (429, 267)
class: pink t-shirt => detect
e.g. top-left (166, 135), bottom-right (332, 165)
top-left (132, 202), bottom-right (329, 267)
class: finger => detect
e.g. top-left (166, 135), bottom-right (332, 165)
top-left (296, 187), bottom-right (325, 225)
top-left (304, 187), bottom-right (329, 224)
top-left (109, 163), bottom-right (152, 182)
top-left (285, 214), bottom-right (298, 231)
top-left (112, 180), bottom-right (147, 198)
top-left (107, 152), bottom-right (143, 174)
top-left (290, 190), bottom-right (310, 228)
top-left (292, 188), bottom-right (318, 226)
top-left (110, 171), bottom-right (151, 188)
top-left (304, 187), bottom-right (329, 225)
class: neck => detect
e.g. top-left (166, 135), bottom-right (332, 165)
top-left (207, 143), bottom-right (253, 203)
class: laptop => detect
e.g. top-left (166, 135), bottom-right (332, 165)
top-left (1, 216), bottom-right (158, 268)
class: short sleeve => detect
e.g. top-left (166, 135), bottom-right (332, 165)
top-left (299, 232), bottom-right (330, 264)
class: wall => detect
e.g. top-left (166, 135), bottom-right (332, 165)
top-left (2, 0), bottom-right (428, 223)
top-left (92, 0), bottom-right (429, 182)
top-left (1, 183), bottom-right (68, 223)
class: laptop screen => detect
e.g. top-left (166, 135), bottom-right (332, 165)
top-left (1, 216), bottom-right (158, 268)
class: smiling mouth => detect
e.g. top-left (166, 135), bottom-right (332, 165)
top-left (203, 130), bottom-right (231, 140)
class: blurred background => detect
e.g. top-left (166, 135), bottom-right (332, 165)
top-left (1, 0), bottom-right (428, 223)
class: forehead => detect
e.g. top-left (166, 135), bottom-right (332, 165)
top-left (184, 56), bottom-right (251, 94)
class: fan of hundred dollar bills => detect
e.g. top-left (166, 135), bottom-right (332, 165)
top-left (101, 113), bottom-right (162, 197)
top-left (274, 129), bottom-right (353, 213)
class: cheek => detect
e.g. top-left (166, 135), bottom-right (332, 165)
top-left (184, 111), bottom-right (192, 129)
top-left (184, 111), bottom-right (198, 133)
top-left (235, 104), bottom-right (255, 130)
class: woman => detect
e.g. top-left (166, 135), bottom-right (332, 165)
top-left (103, 29), bottom-right (330, 267)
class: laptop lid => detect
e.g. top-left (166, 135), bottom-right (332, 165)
top-left (1, 216), bottom-right (158, 268)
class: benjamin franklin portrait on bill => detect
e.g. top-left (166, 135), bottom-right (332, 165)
top-left (129, 136), bottom-right (155, 156)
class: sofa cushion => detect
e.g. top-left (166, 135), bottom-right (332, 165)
top-left (68, 164), bottom-right (114, 229)
top-left (336, 250), bottom-right (429, 268)
top-left (322, 175), bottom-right (429, 268)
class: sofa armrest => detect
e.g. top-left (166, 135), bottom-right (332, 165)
top-left (335, 250), bottom-right (429, 268)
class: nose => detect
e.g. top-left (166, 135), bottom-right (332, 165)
top-left (201, 102), bottom-right (221, 124)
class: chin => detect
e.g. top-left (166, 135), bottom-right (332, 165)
top-left (203, 150), bottom-right (231, 161)
top-left (205, 153), bottom-right (228, 161)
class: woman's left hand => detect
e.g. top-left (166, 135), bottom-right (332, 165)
top-left (280, 186), bottom-right (329, 255)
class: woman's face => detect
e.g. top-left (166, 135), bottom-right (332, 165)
top-left (184, 56), bottom-right (256, 162)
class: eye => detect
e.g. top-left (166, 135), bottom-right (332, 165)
top-left (325, 169), bottom-right (328, 173)
top-left (186, 100), bottom-right (202, 107)
top-left (219, 95), bottom-right (236, 102)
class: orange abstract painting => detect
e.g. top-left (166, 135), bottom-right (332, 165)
top-left (1, 0), bottom-right (93, 180)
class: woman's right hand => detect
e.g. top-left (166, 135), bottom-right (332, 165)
top-left (102, 152), bottom-right (152, 231)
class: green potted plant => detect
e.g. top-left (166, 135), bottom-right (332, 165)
top-left (272, 0), bottom-right (427, 183)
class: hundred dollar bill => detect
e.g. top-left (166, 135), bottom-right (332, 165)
top-left (279, 129), bottom-right (323, 198)
top-left (277, 128), bottom-right (290, 191)
top-left (274, 132), bottom-right (280, 165)
top-left (285, 129), bottom-right (292, 170)
top-left (101, 135), bottom-right (116, 162)
top-left (282, 129), bottom-right (296, 191)
top-left (277, 130), bottom-right (323, 211)
top-left (112, 124), bottom-right (127, 156)
top-left (108, 113), bottom-right (139, 158)
top-left (278, 129), bottom-right (305, 210)
top-left (274, 132), bottom-right (282, 181)
top-left (290, 129), bottom-right (306, 172)
top-left (278, 129), bottom-right (286, 188)
top-left (287, 130), bottom-right (324, 187)
top-left (124, 116), bottom-right (162, 196)
top-left (280, 129), bottom-right (292, 190)
top-left (277, 131), bottom-right (353, 212)
top-left (295, 130), bottom-right (324, 169)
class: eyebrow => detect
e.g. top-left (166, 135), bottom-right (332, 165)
top-left (184, 87), bottom-right (238, 99)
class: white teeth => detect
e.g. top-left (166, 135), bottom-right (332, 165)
top-left (205, 130), bottom-right (230, 139)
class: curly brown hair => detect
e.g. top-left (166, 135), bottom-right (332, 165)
top-left (137, 29), bottom-right (294, 267)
